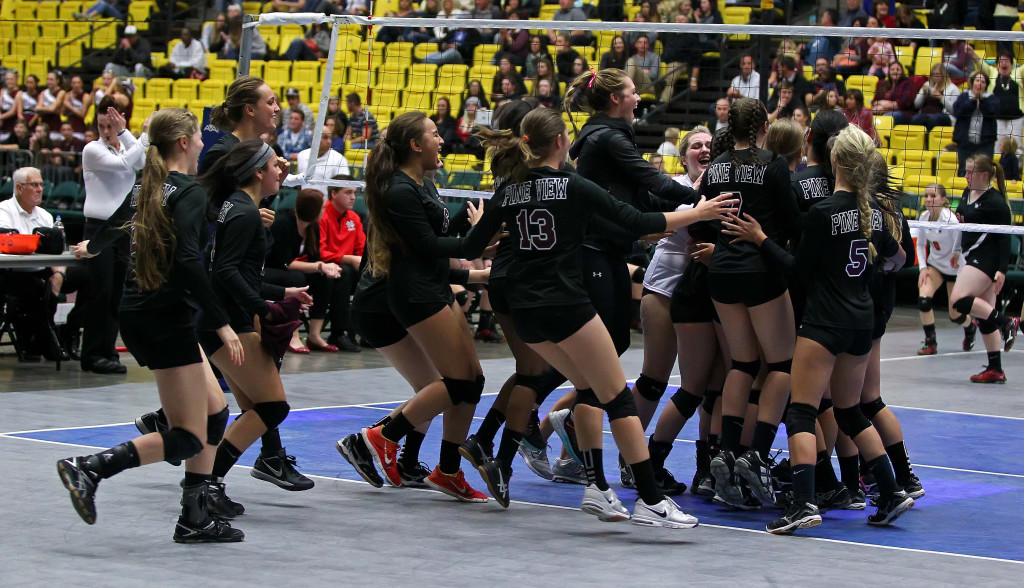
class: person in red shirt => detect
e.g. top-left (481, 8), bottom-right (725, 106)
top-left (319, 174), bottom-right (365, 351)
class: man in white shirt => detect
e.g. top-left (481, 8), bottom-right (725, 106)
top-left (76, 99), bottom-right (148, 375)
top-left (284, 128), bottom-right (350, 197)
top-left (159, 27), bottom-right (207, 79)
top-left (727, 54), bottom-right (761, 101)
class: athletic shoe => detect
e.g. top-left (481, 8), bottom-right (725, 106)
top-left (517, 438), bottom-right (554, 481)
top-left (917, 338), bottom-right (937, 356)
top-left (710, 450), bottom-right (745, 508)
top-left (56, 457), bottom-right (99, 525)
top-left (136, 411), bottom-right (179, 466)
top-left (474, 327), bottom-right (504, 343)
top-left (397, 460), bottom-right (431, 488)
top-left (867, 491), bottom-right (915, 526)
top-left (548, 408), bottom-right (582, 465)
top-left (963, 319), bottom-right (978, 351)
top-left (207, 482), bottom-right (244, 519)
top-left (632, 497), bottom-right (699, 529)
top-left (1001, 316), bottom-right (1019, 352)
top-left (250, 449), bottom-right (314, 491)
top-left (692, 471), bottom-right (715, 497)
top-left (552, 457), bottom-right (588, 484)
top-left (654, 467), bottom-right (687, 495)
top-left (522, 411), bottom-right (546, 452)
top-left (173, 516), bottom-right (245, 543)
top-left (735, 449), bottom-right (776, 505)
top-left (766, 501), bottom-right (822, 535)
top-left (904, 473), bottom-right (925, 499)
top-left (771, 457), bottom-right (792, 490)
top-left (336, 434), bottom-right (384, 488)
top-left (618, 454), bottom-right (635, 489)
top-left (478, 458), bottom-right (511, 508)
top-left (458, 434), bottom-right (493, 472)
top-left (361, 426), bottom-right (402, 487)
top-left (847, 487), bottom-right (867, 510)
top-left (424, 467), bottom-right (489, 502)
top-left (580, 484), bottom-right (631, 522)
top-left (815, 485), bottom-right (853, 513)
top-left (970, 367), bottom-right (1007, 384)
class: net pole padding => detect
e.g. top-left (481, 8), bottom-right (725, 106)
top-left (238, 13), bottom-right (257, 77)
top-left (303, 21), bottom-right (343, 183)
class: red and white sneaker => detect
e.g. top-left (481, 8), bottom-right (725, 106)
top-left (970, 367), bottom-right (1007, 384)
top-left (424, 467), bottom-right (489, 502)
top-left (361, 426), bottom-right (402, 487)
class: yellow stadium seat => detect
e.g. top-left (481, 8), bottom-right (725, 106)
top-left (90, 19), bottom-right (119, 48)
top-left (35, 2), bottom-right (58, 20)
top-left (59, 2), bottom-right (85, 20)
top-left (14, 4), bottom-right (35, 20)
top-left (936, 151), bottom-right (960, 185)
top-left (403, 90), bottom-right (433, 110)
top-left (386, 42), bottom-right (414, 65)
top-left (414, 43), bottom-right (434, 62)
top-left (408, 64), bottom-right (437, 91)
top-left (888, 125), bottom-right (927, 151)
top-left (915, 47), bottom-right (942, 76)
top-left (335, 34), bottom-right (361, 53)
top-left (345, 148), bottom-right (370, 166)
top-left (928, 126), bottom-right (955, 151)
top-left (15, 22), bottom-right (37, 39)
top-left (242, 1), bottom-right (262, 14)
top-left (40, 23), bottom-right (66, 40)
top-left (894, 46), bottom-right (914, 70)
top-left (279, 24), bottom-right (303, 37)
top-left (292, 61), bottom-right (321, 85)
top-left (347, 66), bottom-right (375, 88)
top-left (35, 40), bottom-right (59, 63)
top-left (330, 49), bottom-right (357, 69)
top-left (284, 83), bottom-right (313, 103)
top-left (474, 44), bottom-right (500, 67)
top-left (377, 64), bottom-right (408, 91)
top-left (950, 176), bottom-right (969, 192)
top-left (24, 56), bottom-right (50, 82)
top-left (247, 60), bottom-right (266, 79)
top-left (145, 78), bottom-right (172, 102)
top-left (172, 79), bottom-right (200, 102)
top-left (150, 52), bottom-right (168, 70)
top-left (323, 63), bottom-right (347, 86)
top-left (436, 64), bottom-right (468, 95)
top-left (372, 0), bottom-right (400, 16)
top-left (468, 65), bottom-right (498, 87)
top-left (264, 61), bottom-right (292, 87)
top-left (208, 60), bottom-right (237, 82)
top-left (372, 89), bottom-right (402, 110)
top-left (444, 153), bottom-right (482, 171)
top-left (539, 5), bottom-right (559, 19)
top-left (199, 79), bottom-right (226, 103)
top-left (160, 98), bottom-right (189, 110)
top-left (894, 150), bottom-right (936, 174)
top-left (129, 2), bottom-right (154, 31)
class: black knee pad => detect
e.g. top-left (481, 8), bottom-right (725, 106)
top-left (160, 427), bottom-right (204, 463)
top-left (572, 387), bottom-right (602, 409)
top-left (253, 400), bottom-right (291, 430)
top-left (950, 313), bottom-right (968, 325)
top-left (513, 373), bottom-right (546, 398)
top-left (669, 389), bottom-right (703, 419)
top-left (443, 375), bottom-right (485, 405)
top-left (731, 359), bottom-right (761, 378)
top-left (634, 374), bottom-right (669, 402)
top-left (766, 359), bottom-right (792, 374)
top-left (918, 296), bottom-right (934, 313)
top-left (860, 398), bottom-right (886, 420)
top-left (785, 402), bottom-right (818, 437)
top-left (748, 388), bottom-right (761, 405)
top-left (978, 318), bottom-right (998, 335)
top-left (701, 388), bottom-right (721, 414)
top-left (817, 397), bottom-right (833, 415)
top-left (602, 388), bottom-right (639, 421)
top-left (207, 406), bottom-right (229, 445)
top-left (833, 405), bottom-right (872, 439)
top-left (952, 295), bottom-right (976, 316)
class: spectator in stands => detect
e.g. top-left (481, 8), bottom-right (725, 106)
top-left (35, 72), bottom-right (65, 142)
top-left (345, 93), bottom-right (379, 149)
top-left (650, 153), bottom-right (665, 174)
top-left (822, 88), bottom-right (843, 111)
top-left (493, 77), bottom-right (522, 108)
top-left (953, 71), bottom-right (1000, 174)
top-left (807, 57), bottom-right (847, 111)
top-left (159, 28), bottom-right (207, 80)
top-left (263, 129), bottom-right (285, 158)
top-left (533, 78), bottom-right (559, 108)
top-left (470, 0), bottom-right (504, 38)
top-left (15, 75), bottom-right (40, 130)
top-left (287, 128), bottom-right (350, 195)
top-left (769, 39), bottom-right (803, 88)
top-left (600, 35), bottom-right (630, 72)
top-left (74, 0), bottom-right (128, 20)
top-left (217, 8), bottom-right (267, 60)
top-left (838, 0), bottom-right (869, 27)
top-left (491, 57), bottom-right (527, 101)
top-left (866, 28), bottom-right (897, 78)
top-left (912, 63), bottom-right (959, 130)
top-left (62, 76), bottom-right (92, 141)
top-left (431, 97), bottom-right (460, 154)
top-left (105, 26), bottom-right (153, 80)
top-left (843, 88), bottom-right (877, 140)
top-left (625, 35), bottom-right (660, 96)
top-left (657, 127), bottom-right (681, 157)
top-left (710, 97), bottom-right (729, 132)
top-left (343, 0), bottom-right (371, 16)
top-left (55, 122), bottom-right (86, 176)
top-left (554, 34), bottom-right (581, 84)
top-left (686, 0), bottom-right (722, 92)
top-left (0, 167), bottom-right (71, 361)
top-left (458, 80), bottom-right (490, 117)
top-left (571, 56), bottom-right (589, 79)
top-left (872, 0), bottom-right (896, 27)
top-left (284, 24), bottom-right (332, 61)
top-left (376, 0), bottom-right (418, 43)
top-left (279, 111), bottom-right (313, 161)
top-left (549, 0), bottom-right (591, 46)
top-left (494, 16), bottom-right (530, 66)
top-left (1000, 137), bottom-right (1021, 181)
top-left (623, 13), bottom-right (657, 54)
top-left (727, 54), bottom-right (760, 101)
top-left (834, 16), bottom-right (871, 79)
top-left (91, 70), bottom-right (115, 106)
top-left (325, 96), bottom-right (349, 152)
top-left (791, 105), bottom-right (811, 132)
top-left (523, 35), bottom-right (551, 78)
top-left (30, 123), bottom-right (70, 184)
top-left (281, 88), bottom-right (315, 132)
top-left (771, 56), bottom-right (813, 108)
top-left (803, 9), bottom-right (842, 66)
top-left (423, 26), bottom-right (482, 65)
top-left (317, 177), bottom-right (365, 351)
top-left (0, 120), bottom-right (31, 151)
top-left (768, 80), bottom-right (804, 122)
top-left (456, 97), bottom-right (480, 145)
top-left (659, 13), bottom-right (693, 103)
top-left (973, 49), bottom-right (1024, 151)
top-left (872, 61), bottom-right (916, 124)
top-left (202, 12), bottom-right (228, 51)
top-left (1, 71), bottom-right (20, 141)
top-left (943, 39), bottom-right (975, 79)
top-left (531, 59), bottom-right (558, 96)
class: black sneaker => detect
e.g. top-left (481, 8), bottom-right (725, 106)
top-left (904, 473), bottom-right (925, 499)
top-left (250, 449), bottom-right (314, 491)
top-left (847, 487), bottom-right (867, 510)
top-left (397, 460), bottom-right (431, 488)
top-left (735, 449), bottom-right (776, 505)
top-left (618, 454), bottom-right (635, 489)
top-left (815, 485), bottom-right (853, 513)
top-left (336, 434), bottom-right (384, 488)
top-left (56, 457), bottom-right (99, 525)
top-left (963, 319), bottom-right (978, 351)
top-left (867, 491), bottom-right (915, 526)
top-left (458, 434), bottom-right (493, 472)
top-left (691, 470), bottom-right (715, 497)
top-left (1001, 316), bottom-right (1019, 352)
top-left (136, 411), bottom-right (179, 466)
top-left (207, 482), bottom-right (245, 519)
top-left (478, 458), bottom-right (511, 508)
top-left (771, 457), bottom-right (792, 490)
top-left (173, 516), bottom-right (245, 543)
top-left (709, 450), bottom-right (745, 508)
top-left (654, 467), bottom-right (687, 495)
top-left (766, 501), bottom-right (822, 535)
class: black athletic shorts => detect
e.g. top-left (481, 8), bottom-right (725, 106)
top-left (966, 254), bottom-right (1000, 281)
top-left (197, 322), bottom-right (257, 358)
top-left (487, 277), bottom-right (511, 315)
top-left (351, 307), bottom-right (408, 349)
top-left (799, 323), bottom-right (873, 356)
top-left (581, 248), bottom-right (632, 356)
top-left (120, 304), bottom-right (203, 370)
top-left (670, 264), bottom-right (718, 324)
top-left (389, 294), bottom-right (451, 329)
top-left (512, 303), bottom-right (597, 344)
top-left (708, 271), bottom-right (788, 307)
top-left (872, 277), bottom-right (896, 340)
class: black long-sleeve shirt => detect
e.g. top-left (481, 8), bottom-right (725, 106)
top-left (956, 186), bottom-right (1011, 273)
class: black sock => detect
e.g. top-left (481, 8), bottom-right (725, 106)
top-left (721, 415), bottom-right (744, 453)
top-left (476, 408), bottom-right (506, 445)
top-left (496, 428), bottom-right (524, 475)
top-left (865, 454), bottom-right (899, 496)
top-left (885, 441), bottom-right (914, 486)
top-left (439, 440), bottom-right (461, 475)
top-left (695, 439), bottom-right (710, 471)
top-left (838, 455), bottom-right (860, 492)
top-left (260, 427), bottom-right (283, 457)
top-left (183, 471), bottom-right (211, 486)
top-left (708, 433), bottom-right (721, 453)
top-left (212, 440), bottom-right (243, 479)
top-left (923, 323), bottom-right (936, 339)
top-left (988, 350), bottom-right (1003, 372)
top-left (371, 414), bottom-right (393, 429)
top-left (648, 439), bottom-right (673, 470)
top-left (736, 443), bottom-right (750, 457)
top-left (380, 412), bottom-right (415, 443)
top-left (814, 450), bottom-right (842, 492)
top-left (85, 441), bottom-right (140, 480)
top-left (988, 309), bottom-right (1010, 329)
top-left (583, 448), bottom-right (608, 490)
top-left (630, 459), bottom-right (665, 505)
top-left (751, 421), bottom-right (779, 460)
top-left (155, 407), bottom-right (168, 429)
top-left (399, 430), bottom-right (426, 467)
top-left (477, 310), bottom-right (495, 331)
top-left (792, 463), bottom-right (815, 505)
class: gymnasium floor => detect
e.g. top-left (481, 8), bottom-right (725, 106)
top-left (1, 308), bottom-right (1021, 586)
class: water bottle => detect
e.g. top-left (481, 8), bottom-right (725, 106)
top-left (53, 215), bottom-right (66, 252)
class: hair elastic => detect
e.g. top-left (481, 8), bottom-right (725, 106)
top-left (522, 134), bottom-right (530, 143)
top-left (588, 69), bottom-right (597, 89)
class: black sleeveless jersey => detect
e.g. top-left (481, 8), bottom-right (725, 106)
top-left (956, 187), bottom-right (1011, 273)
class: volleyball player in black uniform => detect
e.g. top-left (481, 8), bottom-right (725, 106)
top-left (724, 125), bottom-right (915, 534)
top-left (951, 154), bottom-right (1019, 383)
top-left (58, 108), bottom-right (244, 542)
top-left (703, 98), bottom-right (800, 508)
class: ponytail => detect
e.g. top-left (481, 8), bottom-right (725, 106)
top-left (967, 153), bottom-right (1008, 204)
top-left (727, 97), bottom-right (767, 168)
top-left (198, 138), bottom-right (269, 219)
top-left (211, 75), bottom-right (267, 131)
top-left (478, 108), bottom-right (566, 184)
top-left (561, 68), bottom-right (629, 134)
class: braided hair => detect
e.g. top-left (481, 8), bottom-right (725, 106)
top-left (726, 97), bottom-right (768, 170)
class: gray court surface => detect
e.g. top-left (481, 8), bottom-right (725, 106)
top-left (1, 308), bottom-right (1021, 586)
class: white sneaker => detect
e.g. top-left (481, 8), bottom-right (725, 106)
top-left (581, 484), bottom-right (631, 522)
top-left (548, 408), bottom-right (582, 465)
top-left (632, 497), bottom-right (699, 529)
